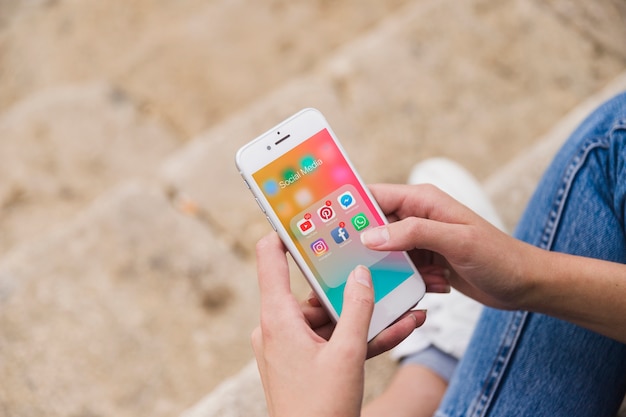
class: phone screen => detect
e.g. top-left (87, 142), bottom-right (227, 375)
top-left (252, 128), bottom-right (415, 314)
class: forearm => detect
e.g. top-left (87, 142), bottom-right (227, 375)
top-left (521, 244), bottom-right (626, 343)
top-left (362, 365), bottom-right (446, 417)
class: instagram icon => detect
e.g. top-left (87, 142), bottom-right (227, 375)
top-left (310, 238), bottom-right (329, 257)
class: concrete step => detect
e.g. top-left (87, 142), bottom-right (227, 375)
top-left (0, 82), bottom-right (179, 255)
top-left (485, 72), bottom-right (626, 231)
top-left (0, 180), bottom-right (260, 417)
top-left (0, 0), bottom-right (414, 139)
top-left (177, 70), bottom-right (626, 417)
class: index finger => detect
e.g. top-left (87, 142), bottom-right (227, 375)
top-left (369, 183), bottom-right (472, 224)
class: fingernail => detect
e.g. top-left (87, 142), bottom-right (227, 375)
top-left (307, 293), bottom-right (321, 307)
top-left (360, 226), bottom-right (389, 247)
top-left (408, 310), bottom-right (426, 327)
top-left (353, 265), bottom-right (372, 288)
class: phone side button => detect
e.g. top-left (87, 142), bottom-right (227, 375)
top-left (255, 198), bottom-right (266, 213)
top-left (242, 178), bottom-right (251, 189)
top-left (266, 216), bottom-right (277, 231)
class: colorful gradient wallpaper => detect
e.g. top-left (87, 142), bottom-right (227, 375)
top-left (253, 129), bottom-right (414, 313)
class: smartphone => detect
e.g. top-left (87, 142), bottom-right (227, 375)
top-left (235, 108), bottom-right (425, 340)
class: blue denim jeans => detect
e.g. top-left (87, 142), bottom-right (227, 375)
top-left (435, 93), bottom-right (626, 417)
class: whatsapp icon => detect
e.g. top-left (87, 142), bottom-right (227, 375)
top-left (351, 213), bottom-right (370, 231)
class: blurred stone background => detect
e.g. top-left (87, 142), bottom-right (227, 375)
top-left (0, 1), bottom-right (624, 416)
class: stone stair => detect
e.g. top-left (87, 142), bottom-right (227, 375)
top-left (0, 1), bottom-right (624, 416)
top-left (0, 0), bottom-right (414, 139)
top-left (0, 83), bottom-right (179, 254)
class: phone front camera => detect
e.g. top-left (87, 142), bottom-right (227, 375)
top-left (266, 145), bottom-right (272, 150)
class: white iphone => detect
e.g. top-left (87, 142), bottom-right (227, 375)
top-left (236, 108), bottom-right (425, 340)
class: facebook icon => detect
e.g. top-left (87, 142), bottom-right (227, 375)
top-left (330, 226), bottom-right (350, 244)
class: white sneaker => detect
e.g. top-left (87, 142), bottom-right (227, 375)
top-left (391, 158), bottom-right (505, 361)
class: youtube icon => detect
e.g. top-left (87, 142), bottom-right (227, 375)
top-left (297, 217), bottom-right (316, 236)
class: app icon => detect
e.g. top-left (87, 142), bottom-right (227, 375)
top-left (276, 202), bottom-right (293, 217)
top-left (317, 201), bottom-right (335, 222)
top-left (301, 155), bottom-right (316, 168)
top-left (263, 179), bottom-right (279, 196)
top-left (295, 188), bottom-right (313, 207)
top-left (310, 238), bottom-right (329, 257)
top-left (282, 168), bottom-right (298, 182)
top-left (337, 191), bottom-right (355, 210)
top-left (330, 226), bottom-right (350, 244)
top-left (296, 216), bottom-right (316, 236)
top-left (351, 213), bottom-right (370, 231)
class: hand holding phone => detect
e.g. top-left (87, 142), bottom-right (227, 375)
top-left (252, 231), bottom-right (426, 417)
top-left (236, 108), bottom-right (425, 340)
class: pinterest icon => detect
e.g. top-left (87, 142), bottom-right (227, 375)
top-left (317, 200), bottom-right (335, 222)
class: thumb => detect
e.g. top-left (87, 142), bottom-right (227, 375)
top-left (331, 265), bottom-right (375, 351)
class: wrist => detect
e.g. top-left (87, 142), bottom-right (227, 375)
top-left (519, 243), bottom-right (562, 313)
top-left (514, 242), bottom-right (550, 312)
